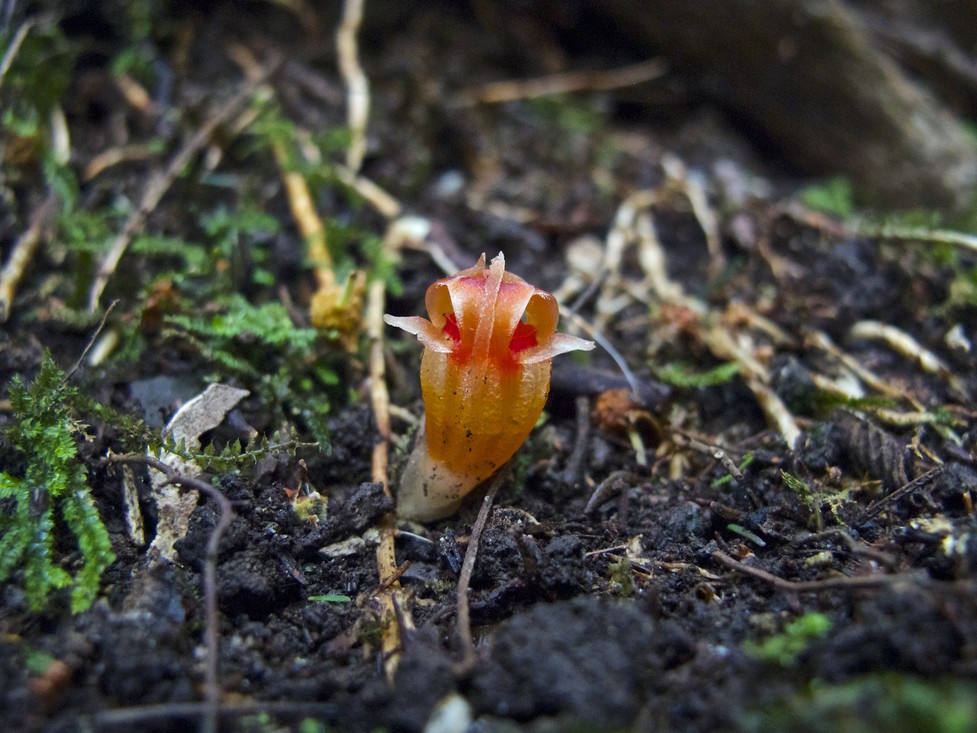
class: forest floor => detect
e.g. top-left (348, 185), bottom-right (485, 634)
top-left (2, 2), bottom-right (977, 732)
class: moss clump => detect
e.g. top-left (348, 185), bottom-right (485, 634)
top-left (743, 612), bottom-right (833, 667)
top-left (0, 355), bottom-right (115, 612)
top-left (742, 674), bottom-right (977, 733)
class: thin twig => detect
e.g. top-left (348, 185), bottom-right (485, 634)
top-left (107, 453), bottom-right (233, 733)
top-left (0, 15), bottom-right (39, 85)
top-left (712, 550), bottom-right (922, 592)
top-left (87, 57), bottom-right (279, 311)
top-left (662, 155), bottom-right (724, 272)
top-left (82, 143), bottom-right (159, 181)
top-left (452, 57), bottom-right (666, 107)
top-left (337, 0), bottom-right (369, 173)
top-left (858, 224), bottom-right (977, 256)
top-left (229, 40), bottom-right (397, 226)
top-left (560, 395), bottom-right (591, 488)
top-left (674, 431), bottom-right (744, 480)
top-left (333, 164), bottom-right (402, 219)
top-left (369, 217), bottom-right (416, 681)
top-left (855, 466), bottom-right (944, 525)
top-left (375, 560), bottom-right (411, 593)
top-left (229, 43), bottom-right (355, 338)
top-left (791, 528), bottom-right (898, 570)
top-left (585, 470), bottom-right (637, 514)
top-left (851, 319), bottom-right (966, 398)
top-left (368, 280), bottom-right (392, 492)
top-left (456, 470), bottom-right (505, 669)
top-left (0, 190), bottom-right (56, 323)
top-left (65, 300), bottom-right (118, 381)
top-left (368, 263), bottom-right (402, 681)
top-left (273, 137), bottom-right (335, 288)
top-left (566, 312), bottom-right (642, 399)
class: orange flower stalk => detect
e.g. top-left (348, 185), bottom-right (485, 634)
top-left (385, 253), bottom-right (594, 520)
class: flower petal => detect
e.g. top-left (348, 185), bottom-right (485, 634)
top-left (471, 253), bottom-right (506, 363)
top-left (383, 314), bottom-right (454, 353)
top-left (424, 281), bottom-right (454, 330)
top-left (491, 281), bottom-right (536, 359)
top-left (523, 290), bottom-right (561, 342)
top-left (426, 253), bottom-right (485, 325)
top-left (518, 332), bottom-right (595, 364)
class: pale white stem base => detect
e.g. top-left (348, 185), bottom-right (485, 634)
top-left (396, 432), bottom-right (481, 522)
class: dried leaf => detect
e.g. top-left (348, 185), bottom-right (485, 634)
top-left (147, 384), bottom-right (249, 564)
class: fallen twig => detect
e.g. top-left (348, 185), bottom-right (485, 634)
top-left (0, 190), bottom-right (56, 323)
top-left (585, 470), bottom-right (638, 514)
top-left (333, 164), bottom-right (402, 219)
top-left (368, 278), bottom-right (392, 493)
top-left (369, 215), bottom-right (442, 680)
top-left (452, 57), bottom-right (666, 107)
top-left (805, 329), bottom-right (918, 407)
top-left (272, 136), bottom-right (336, 289)
top-left (65, 300), bottom-right (118, 380)
top-left (674, 432), bottom-right (745, 481)
top-left (712, 550), bottom-right (922, 592)
top-left (366, 223), bottom-right (407, 680)
top-left (560, 395), bottom-right (592, 488)
top-left (107, 454), bottom-right (234, 733)
top-left (858, 224), bottom-right (977, 256)
top-left (82, 143), bottom-right (160, 181)
top-left (0, 15), bottom-right (42, 85)
top-left (855, 466), bottom-right (944, 525)
top-left (851, 319), bottom-right (967, 398)
top-left (337, 0), bottom-right (369, 173)
top-left (228, 43), bottom-right (368, 346)
top-left (456, 470), bottom-right (505, 671)
top-left (791, 528), bottom-right (898, 570)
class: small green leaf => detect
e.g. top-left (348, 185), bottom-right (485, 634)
top-left (799, 177), bottom-right (855, 218)
top-left (308, 594), bottom-right (352, 604)
top-left (653, 361), bottom-right (740, 389)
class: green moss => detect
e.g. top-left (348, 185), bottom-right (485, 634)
top-left (652, 360), bottom-right (740, 389)
top-left (798, 177), bottom-right (855, 218)
top-left (163, 296), bottom-right (336, 448)
top-left (741, 675), bottom-right (977, 733)
top-left (0, 355), bottom-right (115, 613)
top-left (743, 612), bottom-right (832, 667)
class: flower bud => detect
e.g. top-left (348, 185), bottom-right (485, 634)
top-left (385, 253), bottom-right (594, 520)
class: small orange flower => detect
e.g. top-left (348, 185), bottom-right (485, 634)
top-left (385, 253), bottom-right (594, 520)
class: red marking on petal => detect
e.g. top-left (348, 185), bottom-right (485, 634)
top-left (442, 312), bottom-right (461, 342)
top-left (509, 320), bottom-right (538, 354)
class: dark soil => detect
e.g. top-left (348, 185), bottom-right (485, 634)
top-left (3, 2), bottom-right (977, 733)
